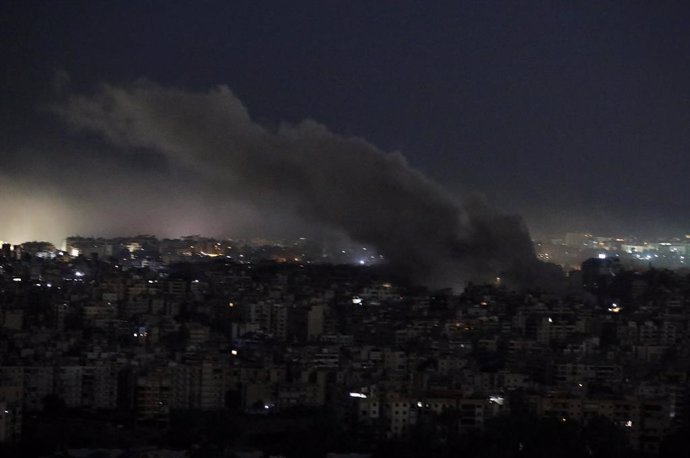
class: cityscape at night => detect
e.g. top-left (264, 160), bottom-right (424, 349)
top-left (2, 1), bottom-right (690, 457)
top-left (1, 232), bottom-right (690, 457)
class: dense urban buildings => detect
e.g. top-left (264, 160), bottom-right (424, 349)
top-left (1, 234), bottom-right (689, 457)
top-left (535, 233), bottom-right (690, 271)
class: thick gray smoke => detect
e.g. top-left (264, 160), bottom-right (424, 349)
top-left (58, 81), bottom-right (550, 289)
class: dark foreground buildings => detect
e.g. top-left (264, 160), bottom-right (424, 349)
top-left (1, 237), bottom-right (689, 457)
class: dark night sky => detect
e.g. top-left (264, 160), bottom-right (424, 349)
top-left (1, 1), bottom-right (690, 244)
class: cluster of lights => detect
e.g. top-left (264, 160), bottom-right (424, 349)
top-left (488, 395), bottom-right (504, 405)
top-left (199, 251), bottom-right (221, 257)
top-left (633, 254), bottom-right (656, 260)
top-left (607, 303), bottom-right (622, 313)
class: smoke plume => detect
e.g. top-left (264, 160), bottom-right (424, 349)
top-left (57, 80), bottom-right (550, 289)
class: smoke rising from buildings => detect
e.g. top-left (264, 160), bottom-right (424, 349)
top-left (52, 80), bottom-right (550, 288)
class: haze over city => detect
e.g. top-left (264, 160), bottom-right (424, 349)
top-left (2, 1), bottom-right (690, 248)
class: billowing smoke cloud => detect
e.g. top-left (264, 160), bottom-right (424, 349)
top-left (56, 80), bottom-right (550, 288)
top-left (0, 147), bottom-right (294, 246)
